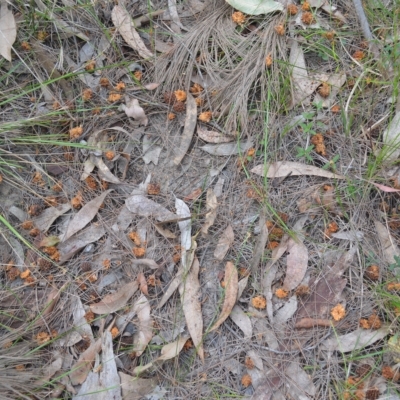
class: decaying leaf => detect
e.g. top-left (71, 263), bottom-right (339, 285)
top-left (137, 272), bottom-right (148, 295)
top-left (381, 111), bottom-right (400, 163)
top-left (282, 238), bottom-right (308, 291)
top-left (111, 5), bottom-right (153, 59)
top-left (230, 304), bottom-right (252, 337)
top-left (210, 261), bottom-right (238, 331)
top-left (201, 189), bottom-right (218, 235)
top-left (121, 98), bottom-right (148, 126)
top-left (197, 127), bottom-right (234, 143)
top-left (125, 194), bottom-right (178, 222)
top-left (92, 157), bottom-right (121, 184)
top-left (90, 280), bottom-right (138, 314)
top-left (63, 190), bottom-right (111, 241)
top-left (322, 326), bottom-right (389, 352)
top-left (132, 294), bottom-right (153, 356)
top-left (154, 223), bottom-right (176, 239)
top-left (176, 198), bottom-right (192, 269)
top-left (173, 93), bottom-right (197, 165)
top-left (375, 220), bottom-right (400, 265)
top-left (274, 296), bottom-right (298, 325)
top-left (214, 225), bottom-right (235, 260)
top-left (225, 0), bottom-right (283, 15)
top-left (251, 161), bottom-right (345, 179)
top-left (133, 335), bottom-right (190, 375)
top-left (119, 373), bottom-right (157, 400)
top-left (201, 141), bottom-right (254, 156)
top-left (34, 203), bottom-right (71, 233)
top-left (0, 2), bottom-right (17, 62)
top-left (286, 361), bottom-right (316, 398)
top-left (179, 257), bottom-right (204, 361)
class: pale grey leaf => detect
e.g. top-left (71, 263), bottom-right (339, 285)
top-left (34, 203), bottom-right (71, 233)
top-left (230, 305), bottom-right (252, 337)
top-left (201, 140), bottom-right (253, 156)
top-left (119, 373), bottom-right (157, 400)
top-left (125, 194), bottom-right (177, 222)
top-left (214, 225), bottom-right (234, 260)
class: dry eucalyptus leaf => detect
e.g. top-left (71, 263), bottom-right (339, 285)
top-left (230, 304), bottom-right (252, 337)
top-left (282, 239), bottom-right (308, 291)
top-left (132, 294), bottom-right (153, 356)
top-left (93, 157), bottom-right (121, 184)
top-left (375, 220), bottom-right (400, 264)
top-left (121, 98), bottom-right (148, 126)
top-left (34, 203), bottom-right (71, 233)
top-left (210, 261), bottom-right (238, 331)
top-left (173, 93), bottom-right (197, 165)
top-left (119, 373), bottom-right (157, 400)
top-left (226, 0), bottom-right (283, 15)
top-left (381, 111), bottom-right (400, 163)
top-left (251, 161), bottom-right (345, 179)
top-left (90, 280), bottom-right (138, 314)
top-left (63, 190), bottom-right (112, 241)
top-left (201, 141), bottom-right (253, 156)
top-left (0, 2), bottom-right (16, 62)
top-left (179, 257), bottom-right (204, 361)
top-left (111, 5), bottom-right (153, 59)
top-left (157, 269), bottom-right (184, 309)
top-left (214, 225), bottom-right (234, 260)
top-left (197, 127), bottom-right (234, 143)
top-left (125, 194), bottom-right (177, 222)
top-left (322, 326), bottom-right (389, 352)
top-left (321, 3), bottom-right (348, 23)
top-left (286, 361), bottom-right (316, 398)
top-left (176, 198), bottom-right (192, 268)
top-left (201, 188), bottom-right (218, 235)
top-left (274, 296), bottom-right (298, 325)
top-left (154, 223), bottom-right (176, 239)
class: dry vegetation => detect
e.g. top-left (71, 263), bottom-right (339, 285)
top-left (1, 0), bottom-right (400, 399)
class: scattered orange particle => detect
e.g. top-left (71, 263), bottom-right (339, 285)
top-left (44, 196), bottom-right (58, 207)
top-left (295, 285), bottom-right (310, 296)
top-left (133, 247), bottom-right (146, 257)
top-left (246, 188), bottom-right (262, 200)
top-left (174, 90), bottom-right (187, 102)
top-left (382, 365), bottom-right (395, 380)
top-left (241, 374), bottom-right (252, 387)
top-left (69, 126), bottom-right (83, 139)
top-left (195, 97), bottom-right (204, 107)
top-left (71, 191), bottom-right (83, 209)
top-left (173, 101), bottom-right (185, 112)
top-left (287, 4), bottom-right (298, 15)
top-left (36, 331), bottom-right (51, 345)
top-left (274, 24), bottom-right (285, 36)
top-left (15, 364), bottom-right (25, 371)
top-left (22, 220), bottom-right (34, 230)
top-left (28, 204), bottom-right (42, 216)
top-left (163, 91), bottom-right (176, 105)
top-left (269, 227), bottom-right (284, 240)
top-left (302, 1), bottom-right (310, 11)
top-left (3, 341), bottom-right (13, 349)
top-left (232, 11), bottom-right (246, 25)
top-left (104, 150), bottom-right (115, 160)
top-left (251, 296), bottom-right (267, 309)
top-left (88, 274), bottom-right (97, 283)
top-left (173, 252), bottom-right (181, 264)
top-left (32, 171), bottom-right (44, 185)
top-left (103, 259), bottom-right (111, 269)
top-left (24, 276), bottom-right (35, 286)
top-left (108, 92), bottom-right (122, 103)
top-left (147, 274), bottom-right (156, 286)
top-left (29, 228), bottom-right (40, 237)
top-left (331, 304), bottom-right (346, 321)
top-left (352, 51), bottom-right (365, 61)
top-left (190, 83), bottom-right (203, 95)
top-left (365, 265), bottom-right (379, 281)
top-left (359, 318), bottom-right (370, 329)
top-left (147, 183), bottom-right (161, 195)
top-left (85, 59), bottom-right (96, 72)
top-left (331, 104), bottom-right (341, 113)
top-left (20, 269), bottom-right (31, 279)
top-left (7, 266), bottom-right (20, 281)
top-left (21, 41), bottom-right (31, 51)
top-left (324, 30), bottom-right (336, 41)
top-left (265, 53), bottom-right (273, 67)
top-left (37, 31), bottom-right (48, 41)
top-left (82, 88), bottom-right (93, 101)
top-left (84, 310), bottom-right (95, 323)
top-left (52, 101), bottom-right (61, 110)
top-left (133, 70), bottom-right (142, 81)
top-left (101, 180), bottom-right (109, 190)
top-left (267, 241), bottom-right (279, 250)
top-left (100, 77), bottom-right (110, 87)
top-left (387, 282), bottom-right (400, 291)
top-left (183, 338), bottom-right (194, 350)
top-left (324, 221), bottom-right (339, 238)
top-left (111, 327), bottom-right (119, 338)
top-left (64, 152), bottom-right (74, 161)
top-left (128, 231), bottom-right (141, 246)
top-left (318, 82), bottom-right (330, 98)
top-left (246, 148), bottom-right (256, 158)
top-left (198, 111), bottom-right (212, 123)
top-left (43, 246), bottom-right (60, 262)
top-left (245, 356), bottom-right (255, 370)
top-left (85, 176), bottom-right (97, 190)
top-left (168, 113), bottom-right (176, 120)
top-left (311, 133), bottom-right (326, 156)
top-left (115, 82), bottom-right (125, 91)
top-left (368, 313), bottom-right (382, 329)
top-left (275, 288), bottom-right (289, 299)
top-left (301, 11), bottom-right (315, 25)
top-left (52, 181), bottom-right (63, 192)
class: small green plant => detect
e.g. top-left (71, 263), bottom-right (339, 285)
top-left (299, 121), bottom-right (317, 135)
top-left (322, 154), bottom-right (340, 172)
top-left (296, 145), bottom-right (314, 163)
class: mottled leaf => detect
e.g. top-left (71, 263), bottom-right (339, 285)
top-left (132, 295), bottom-right (153, 356)
top-left (214, 225), bottom-right (234, 260)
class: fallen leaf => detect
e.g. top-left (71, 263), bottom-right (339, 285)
top-left (371, 182), bottom-right (400, 192)
top-left (251, 161), bottom-right (345, 179)
top-left (201, 189), bottom-right (218, 235)
top-left (111, 5), bottom-right (153, 59)
top-left (282, 238), bottom-right (308, 291)
top-left (321, 185), bottom-right (343, 215)
top-left (321, 3), bottom-right (348, 23)
top-left (132, 294), bottom-right (153, 356)
top-left (197, 127), bottom-right (234, 143)
top-left (274, 296), bottom-right (298, 325)
top-left (201, 141), bottom-right (254, 156)
top-left (286, 361), bottom-right (316, 398)
top-left (121, 98), bottom-right (148, 126)
top-left (125, 194), bottom-right (178, 222)
top-left (133, 335), bottom-right (190, 375)
top-left (322, 326), bottom-right (390, 352)
top-left (176, 198), bottom-right (192, 269)
top-left (173, 93), bottom-right (197, 165)
top-left (119, 373), bottom-right (157, 400)
top-left (90, 280), bottom-right (138, 314)
top-left (179, 257), bottom-right (204, 361)
top-left (39, 235), bottom-right (60, 248)
top-left (331, 230), bottom-right (364, 241)
top-left (295, 317), bottom-right (334, 329)
top-left (375, 220), bottom-right (400, 265)
top-left (157, 270), bottom-right (184, 309)
top-left (225, 0), bottom-right (283, 15)
top-left (137, 273), bottom-right (148, 295)
top-left (69, 338), bottom-right (102, 385)
top-left (230, 305), bottom-right (252, 337)
top-left (214, 225), bottom-right (235, 260)
top-left (381, 112), bottom-right (400, 162)
top-left (63, 190), bottom-right (112, 241)
top-left (210, 261), bottom-right (238, 331)
top-left (0, 2), bottom-right (17, 61)
top-left (313, 73), bottom-right (346, 108)
top-left (58, 225), bottom-right (106, 263)
top-left (92, 157), bottom-right (122, 184)
top-left (154, 223), bottom-right (176, 239)
top-left (34, 203), bottom-right (71, 233)
top-left (184, 188), bottom-right (202, 201)
top-left (142, 134), bottom-right (162, 165)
